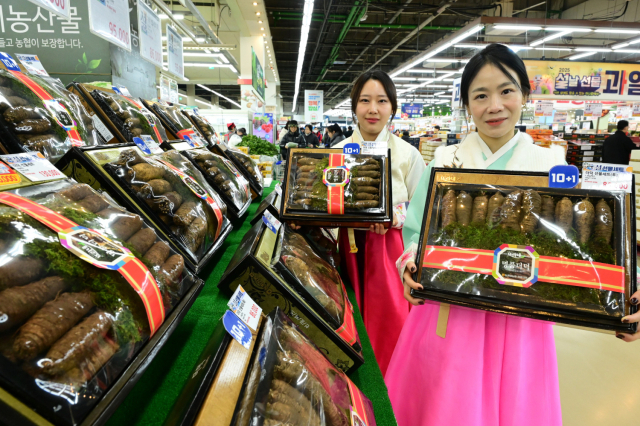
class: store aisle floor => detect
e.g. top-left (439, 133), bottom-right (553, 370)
top-left (555, 305), bottom-right (639, 425)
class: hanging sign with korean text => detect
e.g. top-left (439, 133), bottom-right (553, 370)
top-left (88, 0), bottom-right (131, 51)
top-left (137, 0), bottom-right (163, 68)
top-left (166, 24), bottom-right (184, 79)
top-left (27, 0), bottom-right (71, 20)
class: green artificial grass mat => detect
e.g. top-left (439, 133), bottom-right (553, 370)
top-left (106, 181), bottom-right (397, 426)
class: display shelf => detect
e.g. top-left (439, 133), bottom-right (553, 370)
top-left (103, 182), bottom-right (398, 426)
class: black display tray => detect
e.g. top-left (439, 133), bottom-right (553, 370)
top-left (249, 190), bottom-right (280, 225)
top-left (209, 144), bottom-right (263, 200)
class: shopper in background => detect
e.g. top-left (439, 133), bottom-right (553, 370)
top-left (224, 122), bottom-right (236, 143)
top-left (279, 120), bottom-right (305, 158)
top-left (434, 125), bottom-right (440, 131)
top-left (236, 127), bottom-right (246, 137)
top-left (327, 123), bottom-right (346, 147)
top-left (278, 121), bottom-right (290, 142)
top-left (387, 43), bottom-right (588, 426)
top-left (602, 120), bottom-right (639, 165)
top-left (314, 126), bottom-right (323, 145)
top-left (393, 129), bottom-right (401, 137)
top-left (345, 125), bottom-right (354, 138)
top-left (227, 126), bottom-right (243, 147)
top-left (329, 70), bottom-right (425, 376)
top-left (401, 130), bottom-right (411, 142)
top-left (302, 124), bottom-right (320, 148)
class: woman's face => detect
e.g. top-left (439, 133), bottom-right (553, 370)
top-left (355, 79), bottom-right (393, 137)
top-left (466, 63), bottom-right (524, 142)
top-left (328, 130), bottom-right (335, 138)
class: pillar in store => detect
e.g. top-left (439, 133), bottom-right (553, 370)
top-left (186, 85), bottom-right (196, 107)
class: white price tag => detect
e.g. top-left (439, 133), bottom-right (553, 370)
top-left (584, 103), bottom-right (602, 117)
top-left (262, 210), bottom-right (281, 234)
top-left (361, 141), bottom-right (388, 155)
top-left (15, 54), bottom-right (48, 76)
top-left (88, 0), bottom-right (132, 51)
top-left (555, 111), bottom-right (567, 123)
top-left (92, 115), bottom-right (114, 141)
top-left (633, 103), bottom-right (640, 118)
top-left (582, 163), bottom-right (633, 193)
top-left (535, 101), bottom-right (553, 117)
top-left (138, 0), bottom-right (163, 68)
top-left (166, 25), bottom-right (184, 79)
top-left (227, 285), bottom-right (262, 331)
top-left (27, 0), bottom-right (70, 19)
top-left (0, 153), bottom-right (64, 182)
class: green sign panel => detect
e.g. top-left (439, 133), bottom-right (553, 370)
top-left (251, 46), bottom-right (265, 101)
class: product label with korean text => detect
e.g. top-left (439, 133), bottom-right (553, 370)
top-left (222, 310), bottom-right (252, 349)
top-left (582, 162), bottom-right (633, 193)
top-left (227, 285), bottom-right (262, 331)
top-left (0, 152), bottom-right (64, 182)
top-left (15, 53), bottom-right (48, 76)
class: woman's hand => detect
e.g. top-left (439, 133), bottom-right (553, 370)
top-left (616, 290), bottom-right (640, 342)
top-left (403, 260), bottom-right (425, 306)
top-left (369, 214), bottom-right (397, 235)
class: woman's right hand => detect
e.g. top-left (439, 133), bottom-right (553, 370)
top-left (403, 260), bottom-right (425, 306)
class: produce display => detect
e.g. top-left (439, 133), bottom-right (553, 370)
top-left (415, 173), bottom-right (636, 332)
top-left (239, 135), bottom-right (279, 156)
top-left (234, 308), bottom-right (376, 426)
top-left (282, 150), bottom-right (391, 223)
top-left (90, 89), bottom-right (167, 145)
top-left (103, 148), bottom-right (225, 260)
top-left (182, 148), bottom-right (252, 216)
top-left (275, 227), bottom-right (347, 329)
top-left (228, 145), bottom-right (264, 186)
top-left (143, 100), bottom-right (206, 146)
top-left (0, 70), bottom-right (101, 162)
top-left (184, 110), bottom-right (219, 145)
top-left (0, 180), bottom-right (197, 425)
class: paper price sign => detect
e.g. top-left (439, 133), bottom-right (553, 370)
top-left (554, 111), bottom-right (567, 123)
top-left (15, 54), bottom-right (48, 76)
top-left (262, 210), bottom-right (281, 235)
top-left (88, 0), bottom-right (131, 51)
top-left (582, 162), bottom-right (633, 193)
top-left (0, 153), bottom-right (64, 182)
top-left (27, 0), bottom-right (71, 20)
top-left (361, 141), bottom-right (387, 155)
top-left (166, 25), bottom-right (184, 79)
top-left (534, 101), bottom-right (553, 117)
top-left (633, 103), bottom-right (640, 117)
top-left (227, 285), bottom-right (262, 331)
top-left (584, 103), bottom-right (602, 117)
top-left (138, 0), bottom-right (163, 68)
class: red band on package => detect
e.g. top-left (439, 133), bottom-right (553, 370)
top-left (9, 71), bottom-right (84, 147)
top-left (335, 279), bottom-right (358, 346)
top-left (422, 245), bottom-right (626, 293)
top-left (0, 192), bottom-right (166, 335)
top-left (222, 157), bottom-right (251, 199)
top-left (156, 159), bottom-right (223, 239)
top-left (345, 376), bottom-right (372, 425)
top-left (324, 154), bottom-right (349, 215)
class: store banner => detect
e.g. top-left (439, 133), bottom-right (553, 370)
top-left (88, 0), bottom-right (131, 51)
top-left (137, 0), bottom-right (162, 69)
top-left (451, 77), bottom-right (461, 109)
top-left (27, 0), bottom-right (71, 20)
top-left (166, 24), bottom-right (184, 79)
top-left (526, 60), bottom-right (640, 101)
top-left (633, 103), bottom-right (640, 117)
top-left (534, 101), bottom-right (553, 117)
top-left (584, 103), bottom-right (602, 117)
top-left (251, 47), bottom-right (265, 101)
top-left (401, 103), bottom-right (423, 118)
top-left (554, 111), bottom-right (567, 123)
top-left (159, 74), bottom-right (170, 101)
top-left (305, 90), bottom-right (323, 122)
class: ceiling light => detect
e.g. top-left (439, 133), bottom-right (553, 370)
top-left (195, 98), bottom-right (212, 107)
top-left (530, 30), bottom-right (573, 47)
top-left (158, 14), bottom-right (168, 20)
top-left (258, 20), bottom-right (263, 23)
top-left (264, 40), bottom-right (267, 43)
top-left (534, 47), bottom-right (573, 51)
top-left (594, 29), bottom-right (640, 34)
top-left (262, 33), bottom-right (266, 36)
top-left (433, 92), bottom-right (445, 96)
top-left (261, 27), bottom-right (264, 31)
top-left (569, 51), bottom-right (598, 60)
top-left (253, 1), bottom-right (258, 5)
top-left (197, 84), bottom-right (241, 108)
top-left (575, 47), bottom-right (612, 52)
top-left (424, 59), bottom-right (470, 63)
top-left (292, 0), bottom-right (314, 111)
top-left (174, 14), bottom-right (184, 20)
top-left (613, 49), bottom-right (640, 53)
top-left (256, 12), bottom-right (261, 16)
top-left (493, 25), bottom-right (543, 31)
top-left (455, 44), bottom-right (483, 49)
top-left (612, 37), bottom-right (640, 49)
top-left (393, 77), bottom-right (418, 81)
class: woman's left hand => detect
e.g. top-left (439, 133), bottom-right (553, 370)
top-left (369, 214), bottom-right (397, 235)
top-left (616, 289), bottom-right (640, 342)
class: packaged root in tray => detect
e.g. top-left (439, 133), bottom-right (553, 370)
top-left (0, 69), bottom-right (100, 163)
top-left (103, 148), bottom-right (227, 262)
top-left (90, 90), bottom-right (167, 146)
top-left (184, 110), bottom-right (219, 145)
top-left (228, 145), bottom-right (264, 186)
top-left (281, 148), bottom-right (392, 227)
top-left (182, 148), bottom-right (252, 218)
top-left (0, 180), bottom-right (198, 426)
top-left (413, 168), bottom-right (637, 333)
top-left (143, 100), bottom-right (207, 147)
top-left (233, 307), bottom-right (376, 426)
top-left (274, 227), bottom-right (348, 329)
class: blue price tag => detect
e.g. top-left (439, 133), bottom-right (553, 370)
top-left (342, 143), bottom-right (360, 155)
top-left (222, 310), bottom-right (252, 349)
top-left (549, 165), bottom-right (579, 188)
top-left (133, 137), bottom-right (151, 155)
top-left (0, 52), bottom-right (20, 71)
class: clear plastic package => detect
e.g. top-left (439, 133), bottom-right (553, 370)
top-left (184, 110), bottom-right (219, 145)
top-left (0, 179), bottom-right (198, 426)
top-left (142, 100), bottom-right (207, 147)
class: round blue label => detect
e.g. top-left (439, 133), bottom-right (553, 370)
top-left (342, 143), bottom-right (360, 155)
top-left (133, 137), bottom-right (151, 155)
top-left (222, 310), bottom-right (252, 349)
top-left (549, 165), bottom-right (579, 189)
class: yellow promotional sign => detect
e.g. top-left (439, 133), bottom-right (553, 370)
top-left (525, 60), bottom-right (640, 101)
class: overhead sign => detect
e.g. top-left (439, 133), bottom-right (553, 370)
top-left (170, 79), bottom-right (179, 104)
top-left (88, 0), bottom-right (131, 51)
top-left (166, 24), bottom-right (184, 79)
top-left (451, 77), bottom-right (461, 109)
top-left (401, 103), bottom-right (423, 118)
top-left (251, 47), bottom-right (265, 101)
top-left (526, 60), bottom-right (640, 101)
top-left (138, 0), bottom-right (163, 68)
top-left (534, 101), bottom-right (553, 117)
top-left (27, 0), bottom-right (71, 20)
top-left (305, 90), bottom-right (323, 122)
